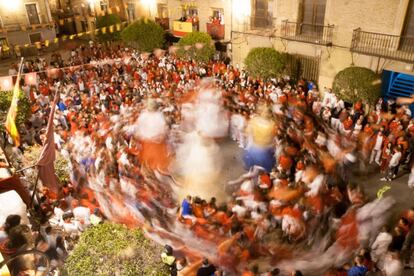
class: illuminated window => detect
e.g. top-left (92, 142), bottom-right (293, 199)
top-left (128, 3), bottom-right (136, 21)
top-left (211, 8), bottom-right (224, 24)
top-left (26, 4), bottom-right (41, 25)
top-left (157, 4), bottom-right (168, 18)
top-left (100, 1), bottom-right (108, 13)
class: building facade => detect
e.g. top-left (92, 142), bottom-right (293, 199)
top-left (0, 0), bottom-right (56, 55)
top-left (137, 0), bottom-right (414, 89)
top-left (231, 0), bottom-right (414, 89)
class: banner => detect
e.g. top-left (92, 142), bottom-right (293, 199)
top-left (172, 21), bottom-right (194, 37)
top-left (5, 22), bottom-right (129, 54)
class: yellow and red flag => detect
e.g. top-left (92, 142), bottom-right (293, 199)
top-left (5, 61), bottom-right (22, 147)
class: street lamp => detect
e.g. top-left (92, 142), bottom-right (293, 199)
top-left (141, 0), bottom-right (156, 18)
top-left (88, 0), bottom-right (97, 16)
top-left (233, 0), bottom-right (251, 22)
top-left (0, 0), bottom-right (21, 12)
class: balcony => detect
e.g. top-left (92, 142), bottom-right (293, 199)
top-left (206, 22), bottom-right (224, 40)
top-left (155, 17), bottom-right (169, 30)
top-left (281, 21), bottom-right (334, 46)
top-left (350, 28), bottom-right (414, 63)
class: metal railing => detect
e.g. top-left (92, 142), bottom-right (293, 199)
top-left (281, 20), bottom-right (334, 46)
top-left (350, 28), bottom-right (414, 63)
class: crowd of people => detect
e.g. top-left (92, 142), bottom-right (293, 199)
top-left (1, 41), bottom-right (414, 275)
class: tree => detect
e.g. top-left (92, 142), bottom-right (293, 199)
top-left (63, 223), bottom-right (169, 276)
top-left (0, 90), bottom-right (31, 133)
top-left (244, 47), bottom-right (286, 79)
top-left (95, 14), bottom-right (122, 41)
top-left (177, 32), bottom-right (215, 62)
top-left (332, 66), bottom-right (382, 105)
top-left (121, 18), bottom-right (165, 52)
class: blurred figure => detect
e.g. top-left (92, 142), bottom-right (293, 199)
top-left (136, 98), bottom-right (171, 172)
top-left (197, 258), bottom-right (216, 276)
top-left (195, 78), bottom-right (229, 138)
top-left (243, 105), bottom-right (276, 172)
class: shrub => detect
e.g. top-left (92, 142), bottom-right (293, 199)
top-left (177, 32), bottom-right (215, 62)
top-left (244, 47), bottom-right (286, 79)
top-left (0, 90), bottom-right (31, 133)
top-left (96, 14), bottom-right (122, 41)
top-left (332, 66), bottom-right (381, 105)
top-left (121, 18), bottom-right (165, 52)
top-left (63, 223), bottom-right (169, 276)
top-left (22, 145), bottom-right (70, 187)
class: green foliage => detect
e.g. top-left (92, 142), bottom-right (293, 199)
top-left (244, 47), bottom-right (286, 79)
top-left (121, 18), bottom-right (165, 52)
top-left (332, 66), bottom-right (382, 105)
top-left (0, 90), bottom-right (31, 132)
top-left (63, 223), bottom-right (169, 276)
top-left (22, 145), bottom-right (70, 186)
top-left (177, 32), bottom-right (215, 62)
top-left (95, 14), bottom-right (122, 41)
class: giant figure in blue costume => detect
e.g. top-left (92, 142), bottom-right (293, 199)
top-left (243, 105), bottom-right (276, 173)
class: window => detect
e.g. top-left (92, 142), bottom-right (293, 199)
top-left (301, 0), bottom-right (326, 26)
top-left (100, 1), bottom-right (108, 13)
top-left (211, 8), bottom-right (224, 24)
top-left (0, 37), bottom-right (8, 49)
top-left (29, 32), bottom-right (42, 44)
top-left (300, 0), bottom-right (327, 35)
top-left (127, 3), bottom-right (136, 21)
top-left (81, 21), bottom-right (88, 32)
top-left (157, 4), bottom-right (168, 18)
top-left (401, 0), bottom-right (414, 50)
top-left (252, 0), bottom-right (273, 29)
top-left (188, 8), bottom-right (198, 17)
top-left (403, 0), bottom-right (414, 37)
top-left (26, 4), bottom-right (40, 25)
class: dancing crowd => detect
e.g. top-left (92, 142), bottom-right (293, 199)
top-left (1, 41), bottom-right (414, 275)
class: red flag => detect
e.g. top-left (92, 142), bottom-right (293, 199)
top-left (36, 93), bottom-right (60, 197)
top-left (0, 175), bottom-right (31, 207)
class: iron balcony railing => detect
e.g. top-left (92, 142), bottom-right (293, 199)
top-left (350, 28), bottom-right (414, 63)
top-left (281, 20), bottom-right (334, 46)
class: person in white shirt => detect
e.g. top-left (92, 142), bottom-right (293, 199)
top-left (371, 227), bottom-right (392, 270)
top-left (231, 200), bottom-right (247, 218)
top-left (230, 111), bottom-right (246, 148)
top-left (370, 129), bottom-right (385, 165)
top-left (322, 88), bottom-right (337, 109)
top-left (71, 200), bottom-right (91, 230)
top-left (382, 145), bottom-right (402, 181)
